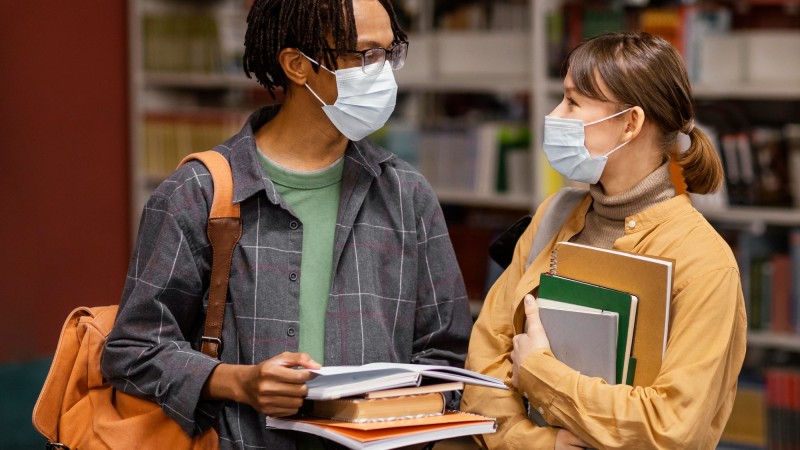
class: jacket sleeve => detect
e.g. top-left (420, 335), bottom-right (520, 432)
top-left (410, 180), bottom-right (473, 382)
top-left (101, 174), bottom-right (222, 437)
top-left (461, 211), bottom-right (560, 450)
top-left (518, 266), bottom-right (746, 449)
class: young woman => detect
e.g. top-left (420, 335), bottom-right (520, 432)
top-left (462, 32), bottom-right (746, 450)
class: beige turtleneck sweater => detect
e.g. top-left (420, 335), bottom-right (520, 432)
top-left (572, 162), bottom-right (676, 249)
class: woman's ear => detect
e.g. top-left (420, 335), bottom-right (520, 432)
top-left (278, 48), bottom-right (311, 87)
top-left (622, 106), bottom-right (646, 141)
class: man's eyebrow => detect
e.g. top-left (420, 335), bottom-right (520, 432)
top-left (356, 39), bottom-right (392, 49)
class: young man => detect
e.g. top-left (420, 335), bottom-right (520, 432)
top-left (101, 0), bottom-right (472, 448)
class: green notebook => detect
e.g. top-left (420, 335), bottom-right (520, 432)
top-left (538, 273), bottom-right (639, 385)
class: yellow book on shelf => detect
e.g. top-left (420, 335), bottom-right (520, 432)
top-left (311, 392), bottom-right (446, 423)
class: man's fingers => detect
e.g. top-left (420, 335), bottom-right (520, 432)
top-left (523, 294), bottom-right (542, 337)
top-left (271, 352), bottom-right (321, 369)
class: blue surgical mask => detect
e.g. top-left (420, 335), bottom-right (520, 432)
top-left (543, 108), bottom-right (633, 184)
top-left (303, 54), bottom-right (398, 141)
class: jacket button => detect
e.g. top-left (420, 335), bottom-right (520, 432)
top-left (628, 220), bottom-right (636, 229)
top-left (290, 221), bottom-right (299, 230)
top-left (287, 327), bottom-right (296, 337)
top-left (289, 272), bottom-right (298, 281)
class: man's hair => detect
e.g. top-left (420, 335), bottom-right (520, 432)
top-left (243, 0), bottom-right (407, 95)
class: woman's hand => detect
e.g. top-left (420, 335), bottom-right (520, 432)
top-left (510, 294), bottom-right (551, 388)
top-left (203, 351), bottom-right (321, 417)
top-left (555, 429), bottom-right (589, 449)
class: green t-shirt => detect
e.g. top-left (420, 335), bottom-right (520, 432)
top-left (258, 151), bottom-right (343, 364)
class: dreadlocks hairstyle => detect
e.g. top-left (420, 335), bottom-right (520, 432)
top-left (243, 0), bottom-right (407, 96)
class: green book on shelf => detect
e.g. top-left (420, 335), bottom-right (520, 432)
top-left (538, 273), bottom-right (639, 385)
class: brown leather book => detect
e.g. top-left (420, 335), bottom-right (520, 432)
top-left (311, 392), bottom-right (446, 423)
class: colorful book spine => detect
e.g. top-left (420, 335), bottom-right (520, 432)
top-left (766, 368), bottom-right (800, 449)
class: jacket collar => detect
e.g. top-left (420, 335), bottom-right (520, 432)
top-left (223, 105), bottom-right (395, 205)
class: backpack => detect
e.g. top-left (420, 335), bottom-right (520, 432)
top-left (489, 187), bottom-right (588, 270)
top-left (32, 151), bottom-right (241, 450)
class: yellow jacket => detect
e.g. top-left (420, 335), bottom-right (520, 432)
top-left (462, 193), bottom-right (747, 449)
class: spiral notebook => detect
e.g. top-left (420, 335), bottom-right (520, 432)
top-left (548, 242), bottom-right (673, 387)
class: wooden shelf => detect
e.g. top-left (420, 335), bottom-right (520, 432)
top-left (545, 78), bottom-right (800, 100)
top-left (747, 331), bottom-right (800, 352)
top-left (143, 72), bottom-right (260, 90)
top-left (436, 189), bottom-right (533, 210)
top-left (699, 206), bottom-right (800, 227)
top-left (693, 82), bottom-right (800, 100)
top-left (396, 74), bottom-right (531, 94)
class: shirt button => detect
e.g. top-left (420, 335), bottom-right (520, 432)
top-left (289, 272), bottom-right (298, 281)
top-left (287, 327), bottom-right (296, 337)
top-left (289, 221), bottom-right (299, 230)
top-left (628, 220), bottom-right (636, 229)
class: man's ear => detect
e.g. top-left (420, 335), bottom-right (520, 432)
top-left (278, 48), bottom-right (311, 86)
top-left (622, 106), bottom-right (646, 141)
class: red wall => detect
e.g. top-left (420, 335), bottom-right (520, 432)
top-left (0, 1), bottom-right (130, 361)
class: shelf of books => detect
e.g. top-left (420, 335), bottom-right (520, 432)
top-left (128, 0), bottom-right (254, 235)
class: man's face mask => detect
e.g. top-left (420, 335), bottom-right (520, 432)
top-left (303, 53), bottom-right (398, 141)
top-left (542, 108), bottom-right (633, 184)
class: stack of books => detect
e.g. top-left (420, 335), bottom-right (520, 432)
top-left (266, 363), bottom-right (505, 449)
top-left (528, 242), bottom-right (675, 425)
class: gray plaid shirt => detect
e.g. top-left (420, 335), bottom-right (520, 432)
top-left (101, 106), bottom-right (472, 449)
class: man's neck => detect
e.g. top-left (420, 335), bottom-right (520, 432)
top-left (254, 99), bottom-right (350, 172)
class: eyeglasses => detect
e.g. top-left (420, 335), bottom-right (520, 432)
top-left (325, 41), bottom-right (409, 75)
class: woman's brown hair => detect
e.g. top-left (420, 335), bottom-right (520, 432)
top-left (565, 31), bottom-right (723, 194)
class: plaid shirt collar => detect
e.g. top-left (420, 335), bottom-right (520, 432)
top-left (228, 105), bottom-right (396, 205)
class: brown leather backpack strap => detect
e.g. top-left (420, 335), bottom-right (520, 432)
top-left (179, 151), bottom-right (242, 359)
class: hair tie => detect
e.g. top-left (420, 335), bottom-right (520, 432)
top-left (683, 119), bottom-right (695, 134)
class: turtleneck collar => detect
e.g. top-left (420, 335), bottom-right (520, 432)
top-left (572, 161), bottom-right (676, 249)
top-left (590, 161), bottom-right (676, 221)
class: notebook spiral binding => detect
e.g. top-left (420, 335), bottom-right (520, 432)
top-left (548, 248), bottom-right (558, 275)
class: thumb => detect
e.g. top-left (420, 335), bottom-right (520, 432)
top-left (523, 294), bottom-right (542, 337)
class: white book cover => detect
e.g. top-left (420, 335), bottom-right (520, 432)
top-left (536, 299), bottom-right (618, 384)
top-left (306, 363), bottom-right (507, 401)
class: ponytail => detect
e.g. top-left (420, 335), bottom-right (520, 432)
top-left (676, 127), bottom-right (724, 195)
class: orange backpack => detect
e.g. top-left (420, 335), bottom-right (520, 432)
top-left (32, 151), bottom-right (240, 450)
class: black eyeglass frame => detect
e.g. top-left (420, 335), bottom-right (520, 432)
top-left (322, 40), bottom-right (409, 74)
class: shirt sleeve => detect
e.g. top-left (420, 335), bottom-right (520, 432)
top-left (101, 180), bottom-right (223, 437)
top-left (410, 180), bottom-right (473, 393)
top-left (461, 213), bottom-right (560, 450)
top-left (518, 267), bottom-right (746, 449)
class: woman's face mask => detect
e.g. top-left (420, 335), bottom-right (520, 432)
top-left (303, 54), bottom-right (398, 141)
top-left (542, 108), bottom-right (633, 185)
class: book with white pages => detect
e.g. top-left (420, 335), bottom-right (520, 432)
top-left (266, 410), bottom-right (497, 450)
top-left (305, 363), bottom-right (507, 401)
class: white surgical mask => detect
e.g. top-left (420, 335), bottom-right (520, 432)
top-left (543, 108), bottom-right (633, 184)
top-left (303, 54), bottom-right (398, 141)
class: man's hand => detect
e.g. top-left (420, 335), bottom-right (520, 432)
top-left (204, 351), bottom-right (321, 417)
top-left (510, 294), bottom-right (551, 388)
top-left (555, 429), bottom-right (589, 449)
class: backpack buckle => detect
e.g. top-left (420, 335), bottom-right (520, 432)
top-left (201, 336), bottom-right (223, 355)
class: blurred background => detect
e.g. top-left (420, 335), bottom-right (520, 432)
top-left (2, 0), bottom-right (799, 448)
